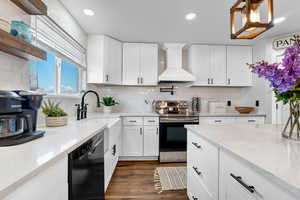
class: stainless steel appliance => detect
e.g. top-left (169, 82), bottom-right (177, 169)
top-left (68, 131), bottom-right (104, 200)
top-left (0, 90), bottom-right (45, 146)
top-left (156, 100), bottom-right (199, 163)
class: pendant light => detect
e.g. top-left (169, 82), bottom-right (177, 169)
top-left (230, 0), bottom-right (274, 39)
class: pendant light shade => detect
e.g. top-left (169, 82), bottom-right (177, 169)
top-left (230, 0), bottom-right (274, 39)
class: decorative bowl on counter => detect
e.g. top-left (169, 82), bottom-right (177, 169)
top-left (235, 107), bottom-right (255, 114)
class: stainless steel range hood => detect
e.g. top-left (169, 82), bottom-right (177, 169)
top-left (159, 43), bottom-right (195, 82)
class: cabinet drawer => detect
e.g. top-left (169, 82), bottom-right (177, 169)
top-left (143, 117), bottom-right (159, 126)
top-left (200, 117), bottom-right (235, 125)
top-left (220, 150), bottom-right (298, 200)
top-left (187, 166), bottom-right (214, 200)
top-left (236, 117), bottom-right (265, 125)
top-left (187, 131), bottom-right (219, 200)
top-left (123, 117), bottom-right (143, 126)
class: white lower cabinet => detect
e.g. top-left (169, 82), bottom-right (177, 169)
top-left (122, 126), bottom-right (144, 156)
top-left (143, 126), bottom-right (159, 156)
top-left (187, 131), bottom-right (219, 200)
top-left (3, 157), bottom-right (68, 200)
top-left (122, 117), bottom-right (159, 158)
top-left (105, 119), bottom-right (122, 191)
top-left (187, 130), bottom-right (298, 200)
top-left (219, 150), bottom-right (298, 200)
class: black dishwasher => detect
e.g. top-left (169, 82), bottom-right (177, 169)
top-left (68, 132), bottom-right (104, 200)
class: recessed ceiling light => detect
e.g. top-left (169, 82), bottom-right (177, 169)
top-left (83, 9), bottom-right (95, 16)
top-left (274, 17), bottom-right (286, 24)
top-left (185, 12), bottom-right (197, 21)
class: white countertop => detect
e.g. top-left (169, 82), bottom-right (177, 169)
top-left (186, 124), bottom-right (300, 197)
top-left (0, 116), bottom-right (120, 198)
top-left (198, 112), bottom-right (266, 117)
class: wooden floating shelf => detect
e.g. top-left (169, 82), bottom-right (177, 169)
top-left (0, 29), bottom-right (46, 60)
top-left (10, 0), bottom-right (47, 15)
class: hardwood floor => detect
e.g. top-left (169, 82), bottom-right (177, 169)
top-left (105, 161), bottom-right (189, 200)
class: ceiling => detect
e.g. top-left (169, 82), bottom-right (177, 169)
top-left (60, 0), bottom-right (300, 45)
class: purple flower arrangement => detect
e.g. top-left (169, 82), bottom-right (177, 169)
top-left (250, 40), bottom-right (300, 104)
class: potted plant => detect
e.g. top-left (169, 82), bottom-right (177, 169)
top-left (41, 100), bottom-right (68, 127)
top-left (250, 36), bottom-right (300, 140)
top-left (101, 96), bottom-right (119, 114)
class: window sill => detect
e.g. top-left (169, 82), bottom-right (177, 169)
top-left (44, 94), bottom-right (82, 99)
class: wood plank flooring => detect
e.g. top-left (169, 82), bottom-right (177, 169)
top-left (105, 161), bottom-right (189, 200)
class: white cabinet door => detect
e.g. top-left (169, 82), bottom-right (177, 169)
top-left (140, 44), bottom-right (158, 86)
top-left (227, 46), bottom-right (253, 86)
top-left (143, 126), bottom-right (159, 156)
top-left (122, 126), bottom-right (143, 156)
top-left (123, 43), bottom-right (140, 85)
top-left (190, 45), bottom-right (211, 85)
top-left (87, 35), bottom-right (122, 85)
top-left (211, 46), bottom-right (227, 86)
top-left (108, 38), bottom-right (122, 85)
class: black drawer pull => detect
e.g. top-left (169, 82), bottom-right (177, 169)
top-left (215, 120), bottom-right (222, 123)
top-left (248, 120), bottom-right (256, 122)
top-left (193, 166), bottom-right (202, 176)
top-left (192, 196), bottom-right (198, 200)
top-left (148, 120), bottom-right (156, 122)
top-left (128, 120), bottom-right (137, 122)
top-left (230, 173), bottom-right (255, 193)
top-left (192, 142), bottom-right (202, 149)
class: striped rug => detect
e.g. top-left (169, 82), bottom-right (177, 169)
top-left (154, 167), bottom-right (187, 193)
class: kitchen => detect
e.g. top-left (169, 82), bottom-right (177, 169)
top-left (0, 0), bottom-right (299, 200)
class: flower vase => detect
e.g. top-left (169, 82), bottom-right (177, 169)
top-left (103, 106), bottom-right (112, 114)
top-left (282, 102), bottom-right (300, 141)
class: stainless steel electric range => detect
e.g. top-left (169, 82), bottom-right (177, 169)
top-left (155, 100), bottom-right (199, 163)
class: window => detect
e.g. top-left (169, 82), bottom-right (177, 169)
top-left (29, 52), bottom-right (83, 95)
top-left (60, 60), bottom-right (79, 94)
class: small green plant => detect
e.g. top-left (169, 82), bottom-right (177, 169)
top-left (41, 100), bottom-right (67, 117)
top-left (101, 96), bottom-right (119, 107)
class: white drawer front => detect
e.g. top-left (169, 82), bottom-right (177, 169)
top-left (236, 117), bottom-right (265, 125)
top-left (220, 150), bottom-right (298, 200)
top-left (200, 117), bottom-right (235, 125)
top-left (187, 166), bottom-right (214, 200)
top-left (188, 131), bottom-right (219, 200)
top-left (143, 117), bottom-right (159, 126)
top-left (123, 117), bottom-right (143, 126)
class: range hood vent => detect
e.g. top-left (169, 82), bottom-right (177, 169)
top-left (159, 43), bottom-right (195, 82)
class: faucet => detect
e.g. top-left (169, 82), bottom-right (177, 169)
top-left (76, 90), bottom-right (101, 120)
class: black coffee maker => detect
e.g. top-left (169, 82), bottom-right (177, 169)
top-left (0, 90), bottom-right (45, 146)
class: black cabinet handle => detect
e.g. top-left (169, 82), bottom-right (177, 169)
top-left (129, 120), bottom-right (137, 122)
top-left (248, 120), bottom-right (256, 122)
top-left (193, 166), bottom-right (202, 176)
top-left (148, 120), bottom-right (156, 122)
top-left (112, 144), bottom-right (116, 156)
top-left (215, 120), bottom-right (222, 123)
top-left (192, 142), bottom-right (202, 149)
top-left (230, 173), bottom-right (255, 193)
top-left (192, 196), bottom-right (198, 200)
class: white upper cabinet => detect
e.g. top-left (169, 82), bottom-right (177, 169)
top-left (227, 46), bottom-right (253, 86)
top-left (87, 35), bottom-right (122, 85)
top-left (190, 45), bottom-right (252, 87)
top-left (211, 45), bottom-right (227, 85)
top-left (189, 45), bottom-right (211, 85)
top-left (123, 43), bottom-right (158, 86)
top-left (189, 45), bottom-right (226, 86)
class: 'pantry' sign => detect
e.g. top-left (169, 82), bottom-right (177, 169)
top-left (273, 33), bottom-right (300, 50)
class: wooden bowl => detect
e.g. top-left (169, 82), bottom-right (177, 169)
top-left (235, 107), bottom-right (255, 114)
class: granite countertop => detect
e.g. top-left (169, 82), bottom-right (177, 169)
top-left (186, 124), bottom-right (300, 197)
top-left (0, 117), bottom-right (120, 198)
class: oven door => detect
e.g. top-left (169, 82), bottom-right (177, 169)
top-left (159, 121), bottom-right (196, 152)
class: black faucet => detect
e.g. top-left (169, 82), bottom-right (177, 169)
top-left (76, 90), bottom-right (101, 120)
